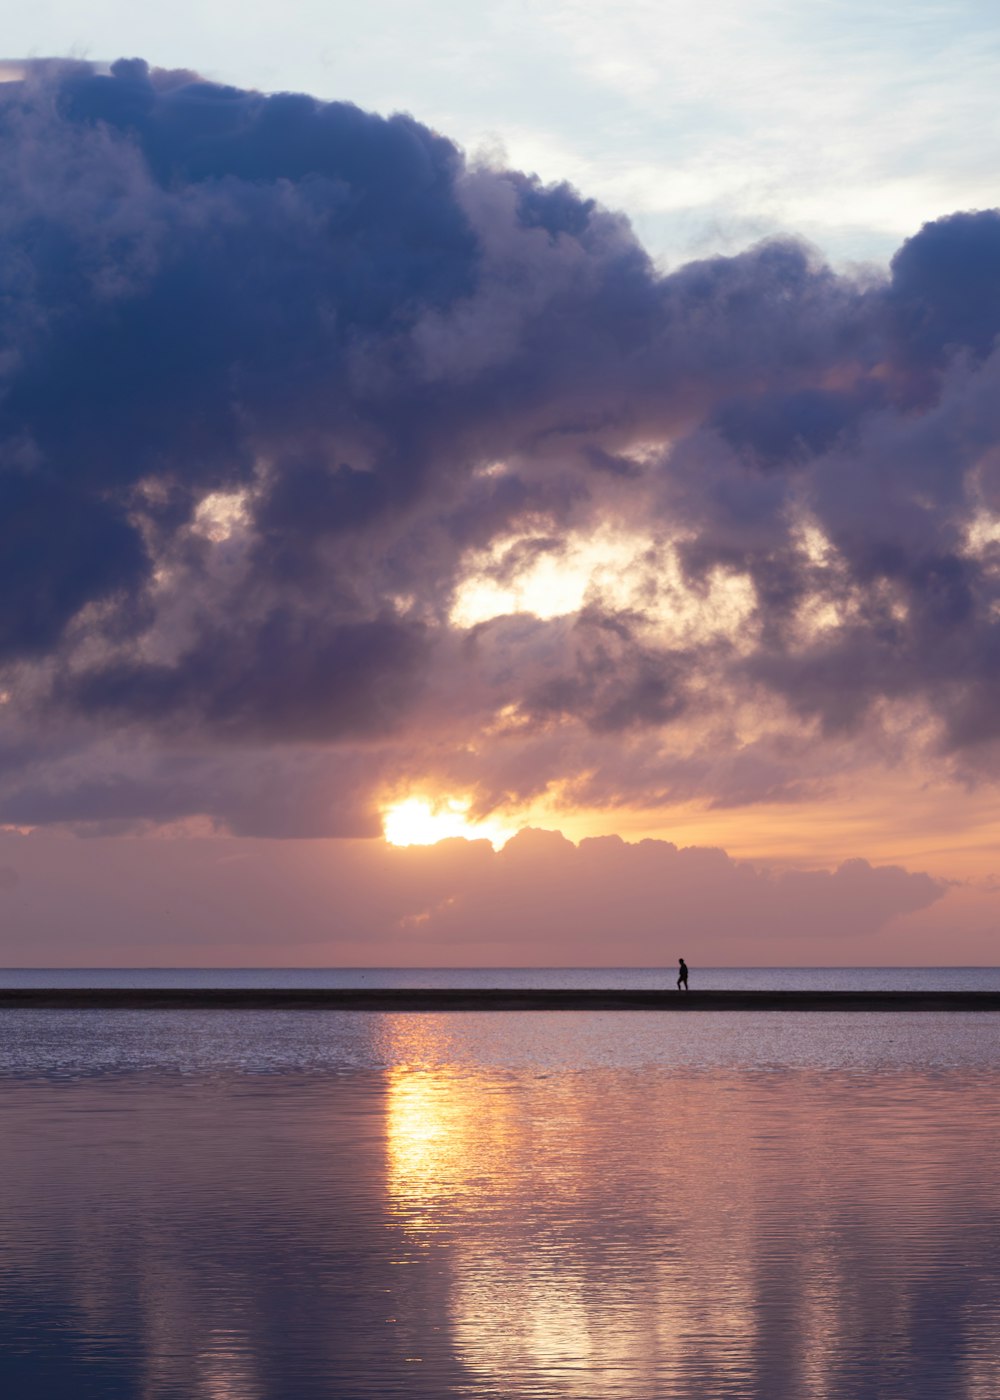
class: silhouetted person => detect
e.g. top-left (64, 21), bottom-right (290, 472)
top-left (677, 958), bottom-right (689, 991)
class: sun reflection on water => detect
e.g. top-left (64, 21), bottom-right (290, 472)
top-left (2, 1017), bottom-right (1000, 1399)
top-left (381, 1039), bottom-right (1000, 1397)
top-left (381, 1033), bottom-right (764, 1395)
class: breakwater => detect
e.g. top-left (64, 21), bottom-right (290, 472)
top-left (1, 988), bottom-right (999, 1011)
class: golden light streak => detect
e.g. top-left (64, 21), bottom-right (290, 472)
top-left (383, 1053), bottom-right (520, 1234)
top-left (383, 1061), bottom-right (762, 1395)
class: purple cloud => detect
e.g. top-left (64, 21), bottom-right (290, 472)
top-left (1, 59), bottom-right (1000, 834)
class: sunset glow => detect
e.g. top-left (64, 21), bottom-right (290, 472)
top-left (1, 41), bottom-right (999, 969)
top-left (382, 797), bottom-right (519, 851)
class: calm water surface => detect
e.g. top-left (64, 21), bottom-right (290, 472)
top-left (1, 1003), bottom-right (998, 1398)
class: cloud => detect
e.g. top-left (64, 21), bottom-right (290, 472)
top-left (400, 829), bottom-right (945, 959)
top-left (2, 58), bottom-right (1000, 835)
top-left (888, 209), bottom-right (1000, 369)
top-left (0, 825), bottom-right (946, 965)
top-left (0, 744), bottom-right (385, 840)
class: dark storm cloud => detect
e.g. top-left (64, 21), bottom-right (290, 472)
top-left (0, 744), bottom-right (384, 839)
top-left (58, 612), bottom-right (428, 741)
top-left (708, 387), bottom-right (867, 470)
top-left (0, 57), bottom-right (477, 648)
top-left (3, 57), bottom-right (1000, 832)
top-left (887, 208), bottom-right (1000, 368)
top-left (523, 608), bottom-right (691, 733)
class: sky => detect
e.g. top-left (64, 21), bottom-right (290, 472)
top-left (2, 3), bottom-right (1000, 965)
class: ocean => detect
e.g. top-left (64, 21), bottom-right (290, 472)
top-left (1, 969), bottom-right (998, 1397)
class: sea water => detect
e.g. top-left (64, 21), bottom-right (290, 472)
top-left (0, 973), bottom-right (998, 1398)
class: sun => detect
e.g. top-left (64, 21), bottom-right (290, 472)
top-left (382, 797), bottom-right (518, 851)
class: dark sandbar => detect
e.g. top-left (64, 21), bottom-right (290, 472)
top-left (1, 989), bottom-right (999, 1011)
